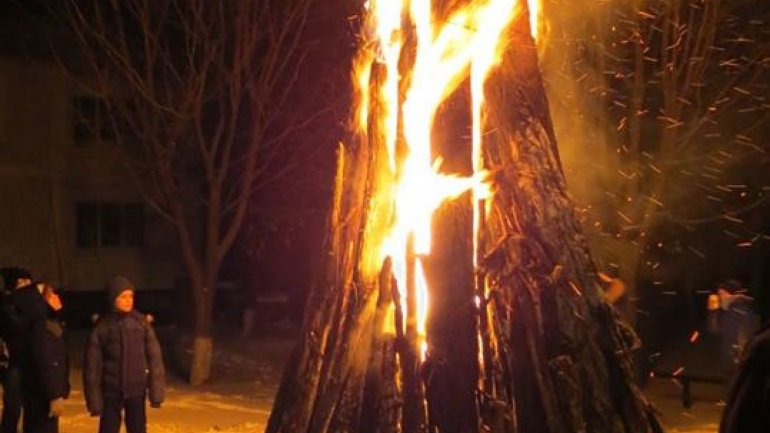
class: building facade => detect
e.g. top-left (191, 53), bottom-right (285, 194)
top-left (0, 55), bottom-right (183, 291)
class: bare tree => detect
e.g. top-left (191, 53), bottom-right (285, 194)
top-left (56, 0), bottom-right (312, 384)
top-left (542, 0), bottom-right (770, 312)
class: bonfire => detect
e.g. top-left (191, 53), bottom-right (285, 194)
top-left (267, 1), bottom-right (660, 432)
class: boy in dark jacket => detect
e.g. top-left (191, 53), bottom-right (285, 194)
top-left (84, 276), bottom-right (165, 433)
top-left (12, 281), bottom-right (69, 433)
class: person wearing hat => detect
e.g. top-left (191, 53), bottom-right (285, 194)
top-left (84, 276), bottom-right (165, 433)
top-left (0, 267), bottom-right (35, 433)
top-left (10, 280), bottom-right (69, 433)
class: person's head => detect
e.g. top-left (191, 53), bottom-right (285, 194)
top-left (715, 279), bottom-right (742, 309)
top-left (1, 267), bottom-right (33, 290)
top-left (707, 293), bottom-right (721, 311)
top-left (717, 279), bottom-right (741, 296)
top-left (107, 276), bottom-right (135, 313)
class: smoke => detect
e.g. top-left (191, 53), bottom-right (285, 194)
top-left (534, 0), bottom-right (634, 278)
top-left (536, 0), bottom-right (770, 289)
top-left (538, 0), bottom-right (622, 211)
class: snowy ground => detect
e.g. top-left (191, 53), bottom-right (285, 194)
top-left (646, 377), bottom-right (723, 433)
top-left (57, 321), bottom-right (296, 433)
top-left (15, 321), bottom-right (724, 433)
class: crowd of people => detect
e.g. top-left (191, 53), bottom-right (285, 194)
top-left (2, 264), bottom-right (767, 432)
top-left (0, 268), bottom-right (165, 433)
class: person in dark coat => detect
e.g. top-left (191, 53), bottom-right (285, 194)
top-left (719, 320), bottom-right (770, 433)
top-left (707, 279), bottom-right (760, 389)
top-left (0, 267), bottom-right (34, 433)
top-left (84, 276), bottom-right (165, 433)
top-left (11, 281), bottom-right (69, 433)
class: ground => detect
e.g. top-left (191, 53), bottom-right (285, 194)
top-left (646, 378), bottom-right (723, 433)
top-left (57, 321), bottom-right (296, 433)
top-left (6, 321), bottom-right (725, 433)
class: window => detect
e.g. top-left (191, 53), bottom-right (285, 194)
top-left (75, 202), bottom-right (144, 248)
top-left (72, 96), bottom-right (114, 145)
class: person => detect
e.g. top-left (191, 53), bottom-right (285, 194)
top-left (84, 276), bottom-right (165, 433)
top-left (719, 320), bottom-right (770, 433)
top-left (0, 267), bottom-right (34, 433)
top-left (598, 272), bottom-right (642, 349)
top-left (707, 279), bottom-right (760, 386)
top-left (11, 280), bottom-right (69, 433)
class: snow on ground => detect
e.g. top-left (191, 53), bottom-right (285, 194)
top-left (646, 376), bottom-right (724, 433)
top-left (12, 320), bottom-right (727, 433)
top-left (56, 321), bottom-right (296, 433)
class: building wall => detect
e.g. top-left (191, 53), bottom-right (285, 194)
top-left (0, 57), bottom-right (182, 291)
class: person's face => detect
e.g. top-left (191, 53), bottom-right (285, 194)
top-left (114, 290), bottom-right (134, 313)
top-left (15, 277), bottom-right (32, 289)
top-left (707, 293), bottom-right (721, 311)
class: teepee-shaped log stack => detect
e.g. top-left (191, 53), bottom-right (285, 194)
top-left (267, 1), bottom-right (660, 432)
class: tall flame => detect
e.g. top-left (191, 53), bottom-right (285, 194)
top-left (529, 0), bottom-right (541, 41)
top-left (358, 0), bottom-right (528, 359)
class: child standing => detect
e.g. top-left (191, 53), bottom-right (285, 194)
top-left (84, 276), bottom-right (165, 433)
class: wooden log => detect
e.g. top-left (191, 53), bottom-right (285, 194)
top-left (267, 54), bottom-right (392, 433)
top-left (401, 234), bottom-right (428, 433)
top-left (426, 200), bottom-right (479, 433)
top-left (359, 258), bottom-right (402, 433)
top-left (265, 143), bottom-right (349, 433)
top-left (475, 4), bottom-right (660, 433)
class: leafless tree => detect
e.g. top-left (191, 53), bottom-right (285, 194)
top-left (542, 0), bottom-right (770, 313)
top-left (57, 0), bottom-right (312, 384)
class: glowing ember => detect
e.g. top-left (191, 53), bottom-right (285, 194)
top-left (357, 0), bottom-right (531, 360)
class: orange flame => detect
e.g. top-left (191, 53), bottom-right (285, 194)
top-left (359, 0), bottom-right (529, 360)
top-left (529, 0), bottom-right (542, 41)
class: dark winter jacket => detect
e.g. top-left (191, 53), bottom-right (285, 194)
top-left (709, 296), bottom-right (760, 373)
top-left (719, 321), bottom-right (770, 433)
top-left (84, 310), bottom-right (165, 414)
top-left (0, 289), bottom-right (23, 365)
top-left (10, 285), bottom-right (70, 401)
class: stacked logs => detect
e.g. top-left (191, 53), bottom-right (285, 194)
top-left (266, 2), bottom-right (661, 433)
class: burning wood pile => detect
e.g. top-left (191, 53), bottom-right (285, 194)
top-left (268, 1), bottom-right (661, 432)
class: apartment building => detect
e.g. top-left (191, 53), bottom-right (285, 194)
top-left (0, 54), bottom-right (183, 291)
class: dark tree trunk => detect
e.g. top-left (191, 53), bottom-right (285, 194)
top-left (267, 3), bottom-right (660, 433)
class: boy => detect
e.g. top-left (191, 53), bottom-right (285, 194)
top-left (84, 276), bottom-right (165, 433)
